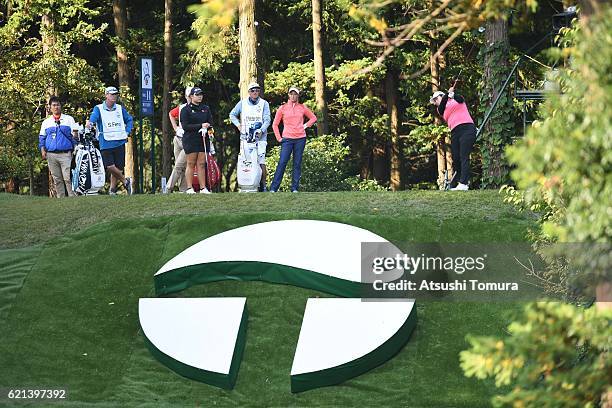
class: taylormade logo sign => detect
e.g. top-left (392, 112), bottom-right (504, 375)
top-left (140, 220), bottom-right (417, 393)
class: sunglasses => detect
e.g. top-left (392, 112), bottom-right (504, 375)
top-left (249, 88), bottom-right (260, 92)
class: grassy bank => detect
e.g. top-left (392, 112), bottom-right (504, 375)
top-left (0, 192), bottom-right (535, 407)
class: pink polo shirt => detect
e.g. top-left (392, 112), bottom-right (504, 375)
top-left (443, 98), bottom-right (474, 130)
top-left (272, 102), bottom-right (317, 142)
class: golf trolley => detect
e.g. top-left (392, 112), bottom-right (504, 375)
top-left (72, 124), bottom-right (105, 195)
top-left (237, 123), bottom-right (263, 193)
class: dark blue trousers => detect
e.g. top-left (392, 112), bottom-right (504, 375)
top-left (270, 137), bottom-right (306, 191)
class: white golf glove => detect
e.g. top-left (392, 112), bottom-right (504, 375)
top-left (176, 127), bottom-right (184, 137)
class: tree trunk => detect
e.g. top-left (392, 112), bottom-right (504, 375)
top-left (238, 0), bottom-right (258, 98)
top-left (29, 153), bottom-right (34, 195)
top-left (385, 68), bottom-right (401, 191)
top-left (372, 143), bottom-right (388, 183)
top-left (41, 14), bottom-right (56, 97)
top-left (480, 18), bottom-right (512, 188)
top-left (6, 178), bottom-right (19, 193)
top-left (579, 0), bottom-right (603, 19)
top-left (359, 88), bottom-right (374, 179)
top-left (113, 0), bottom-right (130, 90)
top-left (161, 0), bottom-right (173, 179)
top-left (359, 132), bottom-right (371, 180)
top-left (430, 40), bottom-right (452, 189)
top-left (312, 0), bottom-right (329, 135)
top-left (225, 159), bottom-right (237, 192)
top-left (113, 0), bottom-right (137, 187)
top-left (41, 12), bottom-right (57, 197)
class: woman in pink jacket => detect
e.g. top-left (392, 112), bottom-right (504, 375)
top-left (270, 87), bottom-right (317, 192)
top-left (431, 86), bottom-right (476, 191)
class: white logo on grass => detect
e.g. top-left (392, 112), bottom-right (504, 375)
top-left (140, 220), bottom-right (417, 392)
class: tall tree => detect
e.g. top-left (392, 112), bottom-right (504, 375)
top-left (112, 0), bottom-right (137, 186)
top-left (162, 0), bottom-right (173, 179)
top-left (385, 68), bottom-right (401, 190)
top-left (41, 12), bottom-right (57, 197)
top-left (479, 17), bottom-right (512, 188)
top-left (430, 38), bottom-right (452, 189)
top-left (238, 0), bottom-right (258, 97)
top-left (312, 0), bottom-right (329, 135)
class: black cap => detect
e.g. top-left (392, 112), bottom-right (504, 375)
top-left (190, 87), bottom-right (203, 96)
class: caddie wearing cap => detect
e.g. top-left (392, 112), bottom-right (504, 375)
top-left (431, 86), bottom-right (476, 191)
top-left (229, 82), bottom-right (272, 192)
top-left (86, 86), bottom-right (134, 195)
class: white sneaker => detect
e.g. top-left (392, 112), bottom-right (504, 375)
top-left (200, 188), bottom-right (211, 194)
top-left (450, 183), bottom-right (469, 191)
top-left (124, 177), bottom-right (132, 195)
top-left (186, 188), bottom-right (196, 194)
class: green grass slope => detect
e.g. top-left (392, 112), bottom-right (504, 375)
top-left (0, 192), bottom-right (535, 407)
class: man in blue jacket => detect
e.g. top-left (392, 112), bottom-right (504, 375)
top-left (87, 86), bottom-right (133, 195)
top-left (39, 96), bottom-right (79, 197)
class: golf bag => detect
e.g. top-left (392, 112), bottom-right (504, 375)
top-left (202, 127), bottom-right (220, 190)
top-left (237, 140), bottom-right (262, 192)
top-left (204, 154), bottom-right (220, 190)
top-left (72, 126), bottom-right (105, 195)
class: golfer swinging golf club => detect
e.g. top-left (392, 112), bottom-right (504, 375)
top-left (431, 86), bottom-right (477, 191)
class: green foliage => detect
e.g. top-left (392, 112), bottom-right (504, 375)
top-left (265, 58), bottom-right (384, 102)
top-left (0, 147), bottom-right (29, 181)
top-left (507, 8), bottom-right (611, 285)
top-left (344, 175), bottom-right (388, 191)
top-left (461, 302), bottom-right (611, 407)
top-left (0, 1), bottom-right (105, 186)
top-left (267, 134), bottom-right (385, 191)
top-left (187, 0), bottom-right (239, 40)
top-left (185, 19), bottom-right (238, 81)
top-left (406, 122), bottom-right (448, 155)
top-left (265, 62), bottom-right (316, 103)
top-left (267, 134), bottom-right (350, 191)
top-left (265, 60), bottom-right (389, 186)
top-left (463, 13), bottom-right (612, 408)
top-left (499, 185), bottom-right (558, 222)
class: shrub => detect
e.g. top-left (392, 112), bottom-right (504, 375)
top-left (267, 134), bottom-right (387, 192)
top-left (267, 134), bottom-right (351, 192)
top-left (460, 302), bottom-right (611, 407)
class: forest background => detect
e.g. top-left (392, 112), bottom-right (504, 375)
top-left (0, 0), bottom-right (564, 194)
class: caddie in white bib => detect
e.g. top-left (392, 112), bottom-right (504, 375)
top-left (98, 103), bottom-right (128, 141)
top-left (240, 98), bottom-right (264, 137)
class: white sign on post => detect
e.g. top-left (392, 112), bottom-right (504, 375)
top-left (140, 58), bottom-right (153, 117)
top-left (141, 58), bottom-right (152, 90)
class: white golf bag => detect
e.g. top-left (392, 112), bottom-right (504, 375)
top-left (237, 140), bottom-right (262, 192)
top-left (72, 128), bottom-right (105, 195)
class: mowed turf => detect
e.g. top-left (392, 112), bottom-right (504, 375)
top-left (0, 192), bottom-right (534, 407)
